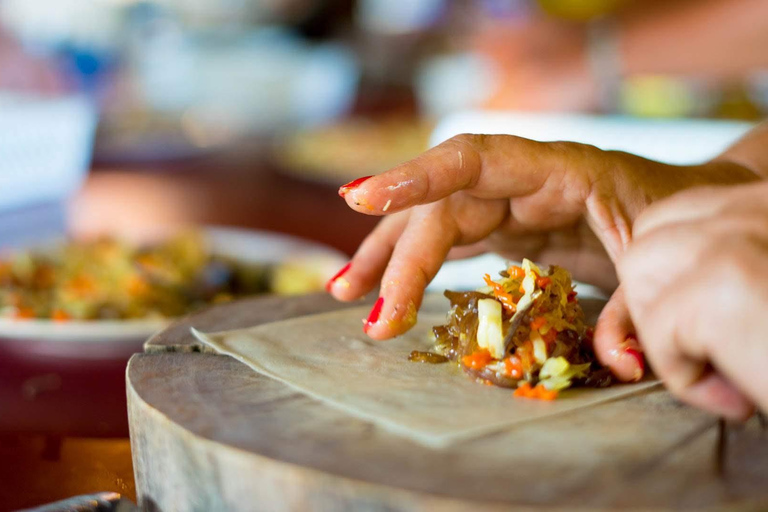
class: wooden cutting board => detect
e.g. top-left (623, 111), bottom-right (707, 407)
top-left (127, 293), bottom-right (768, 511)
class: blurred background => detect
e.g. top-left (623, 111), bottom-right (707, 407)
top-left (1, 0), bottom-right (767, 508)
top-left (2, 0), bottom-right (768, 244)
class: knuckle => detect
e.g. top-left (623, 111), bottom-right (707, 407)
top-left (450, 133), bottom-right (489, 149)
top-left (549, 140), bottom-right (594, 153)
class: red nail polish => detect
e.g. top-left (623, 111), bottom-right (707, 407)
top-left (363, 297), bottom-right (384, 333)
top-left (624, 347), bottom-right (645, 381)
top-left (339, 175), bottom-right (373, 198)
top-left (325, 262), bottom-right (351, 292)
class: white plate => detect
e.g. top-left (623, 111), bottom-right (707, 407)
top-left (0, 227), bottom-right (347, 358)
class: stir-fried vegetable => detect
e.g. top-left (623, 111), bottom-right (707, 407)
top-left (0, 232), bottom-right (323, 321)
top-left (417, 258), bottom-right (614, 400)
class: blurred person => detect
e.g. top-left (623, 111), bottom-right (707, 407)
top-left (473, 0), bottom-right (768, 112)
top-left (328, 120), bottom-right (768, 421)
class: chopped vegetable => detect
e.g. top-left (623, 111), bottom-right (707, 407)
top-left (0, 232), bottom-right (327, 322)
top-left (51, 309), bottom-right (70, 322)
top-left (513, 382), bottom-right (559, 400)
top-left (419, 258), bottom-right (615, 400)
top-left (461, 349), bottom-right (494, 370)
top-left (476, 298), bottom-right (505, 359)
top-left (538, 357), bottom-right (591, 391)
top-left (530, 316), bottom-right (547, 331)
top-left (482, 274), bottom-right (517, 314)
top-left (503, 356), bottom-right (523, 379)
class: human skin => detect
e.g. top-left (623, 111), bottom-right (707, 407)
top-left (328, 123), bottom-right (768, 418)
top-left (619, 181), bottom-right (768, 419)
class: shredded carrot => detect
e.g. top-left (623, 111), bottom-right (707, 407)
top-left (14, 307), bottom-right (36, 320)
top-left (67, 275), bottom-right (96, 297)
top-left (483, 274), bottom-right (517, 313)
top-left (462, 349), bottom-right (494, 370)
top-left (514, 383), bottom-right (559, 400)
top-left (503, 356), bottom-right (523, 379)
top-left (507, 265), bottom-right (525, 279)
top-left (51, 309), bottom-right (70, 322)
top-left (513, 382), bottom-right (532, 398)
top-left (529, 316), bottom-right (547, 331)
top-left (536, 276), bottom-right (552, 288)
top-left (542, 328), bottom-right (558, 346)
top-left (126, 275), bottom-right (150, 296)
top-left (532, 384), bottom-right (559, 400)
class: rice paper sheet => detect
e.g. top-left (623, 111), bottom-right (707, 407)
top-left (192, 294), bottom-right (659, 448)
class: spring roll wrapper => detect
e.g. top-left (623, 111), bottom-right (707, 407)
top-left (192, 294), bottom-right (658, 448)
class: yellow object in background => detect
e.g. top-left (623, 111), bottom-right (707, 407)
top-left (620, 75), bottom-right (697, 118)
top-left (536, 0), bottom-right (627, 21)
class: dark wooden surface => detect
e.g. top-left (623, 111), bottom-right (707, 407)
top-left (128, 295), bottom-right (768, 511)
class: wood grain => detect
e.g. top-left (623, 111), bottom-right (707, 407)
top-left (129, 295), bottom-right (768, 511)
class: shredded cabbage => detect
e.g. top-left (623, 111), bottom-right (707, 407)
top-left (477, 298), bottom-right (505, 359)
top-left (538, 357), bottom-right (590, 391)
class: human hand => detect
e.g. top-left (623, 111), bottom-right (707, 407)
top-left (327, 133), bottom-right (757, 383)
top-left (618, 181), bottom-right (768, 419)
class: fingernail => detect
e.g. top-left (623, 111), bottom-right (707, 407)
top-left (363, 296), bottom-right (384, 334)
top-left (623, 335), bottom-right (645, 382)
top-left (325, 262), bottom-right (351, 292)
top-left (339, 176), bottom-right (373, 198)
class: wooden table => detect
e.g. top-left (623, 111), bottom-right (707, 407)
top-left (128, 293), bottom-right (768, 511)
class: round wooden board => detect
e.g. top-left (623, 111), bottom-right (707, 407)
top-left (128, 294), bottom-right (768, 511)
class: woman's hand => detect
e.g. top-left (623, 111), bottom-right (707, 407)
top-left (327, 133), bottom-right (757, 382)
top-left (618, 181), bottom-right (768, 419)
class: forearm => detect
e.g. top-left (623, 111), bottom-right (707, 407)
top-left (715, 121), bottom-right (768, 179)
top-left (617, 0), bottom-right (768, 79)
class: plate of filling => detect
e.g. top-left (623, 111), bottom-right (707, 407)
top-left (192, 259), bottom-right (658, 447)
top-left (0, 227), bottom-right (346, 358)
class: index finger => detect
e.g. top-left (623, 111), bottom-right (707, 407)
top-left (339, 134), bottom-right (605, 215)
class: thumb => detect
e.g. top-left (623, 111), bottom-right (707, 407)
top-left (593, 286), bottom-right (646, 382)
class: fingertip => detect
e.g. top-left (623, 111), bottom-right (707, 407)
top-left (343, 164), bottom-right (429, 215)
top-left (325, 262), bottom-right (351, 292)
top-left (325, 262), bottom-right (366, 302)
top-left (593, 289), bottom-right (644, 382)
top-left (594, 329), bottom-right (645, 383)
top-left (362, 292), bottom-right (420, 340)
top-left (327, 279), bottom-right (358, 301)
top-left (338, 176), bottom-right (373, 198)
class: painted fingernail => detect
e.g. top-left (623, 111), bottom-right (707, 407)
top-left (363, 296), bottom-right (384, 334)
top-left (339, 176), bottom-right (373, 198)
top-left (325, 262), bottom-right (352, 292)
top-left (623, 335), bottom-right (645, 382)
